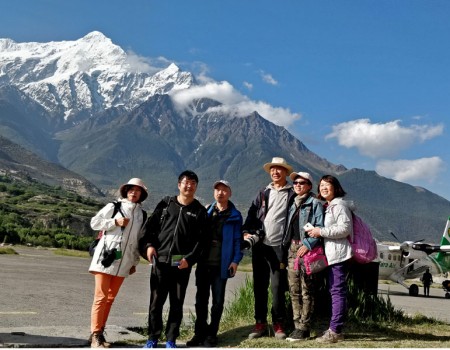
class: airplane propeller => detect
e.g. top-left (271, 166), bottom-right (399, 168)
top-left (390, 231), bottom-right (401, 243)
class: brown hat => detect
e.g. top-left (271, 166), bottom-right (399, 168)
top-left (263, 157), bottom-right (293, 174)
top-left (119, 178), bottom-right (148, 202)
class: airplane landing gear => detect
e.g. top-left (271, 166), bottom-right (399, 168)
top-left (409, 283), bottom-right (419, 296)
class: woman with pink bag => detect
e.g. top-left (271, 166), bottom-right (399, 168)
top-left (281, 171), bottom-right (324, 342)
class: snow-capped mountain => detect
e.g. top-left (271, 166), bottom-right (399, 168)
top-left (0, 31), bottom-right (193, 123)
top-left (0, 31), bottom-right (449, 244)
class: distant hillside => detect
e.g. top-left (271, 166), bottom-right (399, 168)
top-left (0, 175), bottom-right (102, 249)
top-left (0, 135), bottom-right (103, 198)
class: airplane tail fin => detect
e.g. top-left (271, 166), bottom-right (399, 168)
top-left (435, 216), bottom-right (450, 269)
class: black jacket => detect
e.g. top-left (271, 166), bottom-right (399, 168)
top-left (139, 196), bottom-right (208, 267)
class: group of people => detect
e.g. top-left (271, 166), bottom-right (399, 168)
top-left (87, 156), bottom-right (356, 348)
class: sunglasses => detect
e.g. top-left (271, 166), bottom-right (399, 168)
top-left (293, 180), bottom-right (309, 186)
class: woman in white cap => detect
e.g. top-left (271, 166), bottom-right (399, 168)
top-left (88, 178), bottom-right (148, 348)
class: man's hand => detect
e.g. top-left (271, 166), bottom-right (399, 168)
top-left (146, 246), bottom-right (157, 264)
top-left (228, 262), bottom-right (238, 277)
top-left (178, 258), bottom-right (189, 269)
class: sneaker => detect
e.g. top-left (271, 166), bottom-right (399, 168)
top-left (143, 339), bottom-right (158, 348)
top-left (203, 335), bottom-right (218, 347)
top-left (166, 341), bottom-right (177, 348)
top-left (186, 335), bottom-right (205, 347)
top-left (286, 329), bottom-right (310, 342)
top-left (272, 322), bottom-right (287, 340)
top-left (316, 329), bottom-right (344, 343)
top-left (91, 332), bottom-right (105, 348)
top-left (248, 322), bottom-right (268, 339)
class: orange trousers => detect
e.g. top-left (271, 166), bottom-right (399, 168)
top-left (91, 272), bottom-right (125, 333)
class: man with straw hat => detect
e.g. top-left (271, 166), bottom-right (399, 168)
top-left (242, 157), bottom-right (295, 340)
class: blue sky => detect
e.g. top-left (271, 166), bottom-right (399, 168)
top-left (2, 0), bottom-right (450, 201)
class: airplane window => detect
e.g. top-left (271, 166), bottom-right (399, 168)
top-left (388, 254), bottom-right (392, 260)
top-left (380, 252), bottom-right (384, 259)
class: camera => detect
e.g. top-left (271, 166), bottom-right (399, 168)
top-left (241, 229), bottom-right (265, 250)
top-left (101, 248), bottom-right (117, 267)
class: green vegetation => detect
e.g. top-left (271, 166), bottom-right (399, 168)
top-left (0, 175), bottom-right (102, 250)
top-left (0, 246), bottom-right (18, 254)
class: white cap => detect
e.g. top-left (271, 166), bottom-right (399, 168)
top-left (213, 180), bottom-right (232, 190)
top-left (289, 172), bottom-right (313, 185)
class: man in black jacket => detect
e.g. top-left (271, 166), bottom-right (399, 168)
top-left (243, 157), bottom-right (295, 340)
top-left (140, 170), bottom-right (208, 348)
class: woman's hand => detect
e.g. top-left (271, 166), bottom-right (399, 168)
top-left (307, 226), bottom-right (322, 238)
top-left (115, 217), bottom-right (130, 227)
top-left (296, 245), bottom-right (309, 258)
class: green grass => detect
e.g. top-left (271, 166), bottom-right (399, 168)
top-left (171, 277), bottom-right (450, 348)
top-left (0, 246), bottom-right (18, 254)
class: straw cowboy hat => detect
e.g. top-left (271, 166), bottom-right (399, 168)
top-left (263, 157), bottom-right (293, 174)
top-left (119, 178), bottom-right (149, 202)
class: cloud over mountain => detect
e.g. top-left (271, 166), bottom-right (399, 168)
top-left (326, 118), bottom-right (443, 158)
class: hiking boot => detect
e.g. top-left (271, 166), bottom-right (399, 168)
top-left (186, 335), bottom-right (205, 347)
top-left (272, 322), bottom-right (287, 340)
top-left (286, 329), bottom-right (310, 342)
top-left (316, 328), bottom-right (344, 343)
top-left (98, 332), bottom-right (111, 348)
top-left (203, 335), bottom-right (218, 347)
top-left (165, 340), bottom-right (177, 348)
top-left (91, 332), bottom-right (105, 348)
top-left (143, 339), bottom-right (158, 348)
top-left (248, 322), bottom-right (268, 339)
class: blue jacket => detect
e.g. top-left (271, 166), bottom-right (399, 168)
top-left (206, 201), bottom-right (244, 279)
top-left (281, 193), bottom-right (325, 259)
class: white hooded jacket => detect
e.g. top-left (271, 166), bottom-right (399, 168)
top-left (88, 198), bottom-right (146, 277)
top-left (320, 197), bottom-right (354, 266)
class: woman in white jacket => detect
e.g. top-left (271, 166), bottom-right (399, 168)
top-left (89, 178), bottom-right (148, 348)
top-left (306, 175), bottom-right (353, 344)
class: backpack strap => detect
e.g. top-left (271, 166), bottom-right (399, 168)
top-left (112, 201), bottom-right (124, 218)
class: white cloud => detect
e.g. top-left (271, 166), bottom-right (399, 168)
top-left (259, 70), bottom-right (278, 86)
top-left (170, 80), bottom-right (300, 127)
top-left (243, 81), bottom-right (253, 91)
top-left (125, 50), bottom-right (161, 74)
top-left (376, 157), bottom-right (445, 183)
top-left (326, 119), bottom-right (444, 158)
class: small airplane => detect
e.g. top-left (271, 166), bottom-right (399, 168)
top-left (376, 216), bottom-right (450, 297)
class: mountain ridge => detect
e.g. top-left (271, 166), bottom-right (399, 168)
top-left (0, 32), bottom-right (449, 244)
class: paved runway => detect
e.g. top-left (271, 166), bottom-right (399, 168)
top-left (1, 245), bottom-right (450, 347)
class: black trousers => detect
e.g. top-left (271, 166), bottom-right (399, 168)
top-left (252, 243), bottom-right (287, 324)
top-left (147, 262), bottom-right (191, 341)
top-left (194, 264), bottom-right (228, 338)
